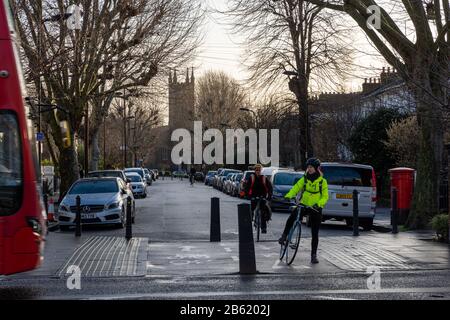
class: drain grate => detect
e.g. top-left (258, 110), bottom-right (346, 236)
top-left (56, 236), bottom-right (148, 277)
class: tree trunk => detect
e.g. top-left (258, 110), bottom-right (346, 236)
top-left (57, 144), bottom-right (80, 201)
top-left (90, 129), bottom-right (100, 171)
top-left (407, 76), bottom-right (445, 229)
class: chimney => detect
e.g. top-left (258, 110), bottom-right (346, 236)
top-left (186, 68), bottom-right (189, 83)
top-left (169, 70), bottom-right (172, 84)
top-left (174, 69), bottom-right (178, 83)
top-left (191, 67), bottom-right (195, 83)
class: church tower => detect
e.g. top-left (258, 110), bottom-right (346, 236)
top-left (168, 68), bottom-right (195, 133)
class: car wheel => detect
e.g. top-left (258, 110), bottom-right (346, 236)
top-left (361, 218), bottom-right (373, 231)
top-left (116, 209), bottom-right (125, 228)
top-left (143, 193), bottom-right (147, 199)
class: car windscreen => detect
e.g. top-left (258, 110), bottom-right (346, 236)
top-left (321, 166), bottom-right (372, 187)
top-left (273, 172), bottom-right (304, 186)
top-left (235, 174), bottom-right (243, 181)
top-left (0, 111), bottom-right (23, 216)
top-left (207, 171), bottom-right (217, 176)
top-left (69, 180), bottom-right (118, 194)
top-left (127, 175), bottom-right (142, 183)
top-left (125, 169), bottom-right (143, 177)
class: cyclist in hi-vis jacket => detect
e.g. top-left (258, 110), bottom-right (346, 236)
top-left (278, 158), bottom-right (329, 264)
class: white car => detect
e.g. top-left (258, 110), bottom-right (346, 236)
top-left (125, 172), bottom-right (147, 198)
top-left (58, 177), bottom-right (136, 230)
top-left (320, 162), bottom-right (377, 230)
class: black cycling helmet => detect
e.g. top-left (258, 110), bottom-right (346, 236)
top-left (305, 158), bottom-right (321, 170)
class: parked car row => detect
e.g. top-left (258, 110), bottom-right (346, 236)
top-left (57, 167), bottom-right (160, 230)
top-left (205, 163), bottom-right (378, 230)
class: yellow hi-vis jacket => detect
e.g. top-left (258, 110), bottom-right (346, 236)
top-left (284, 175), bottom-right (329, 208)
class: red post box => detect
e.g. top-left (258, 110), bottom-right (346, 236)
top-left (389, 168), bottom-right (415, 225)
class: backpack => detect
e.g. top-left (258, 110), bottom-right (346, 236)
top-left (303, 176), bottom-right (323, 196)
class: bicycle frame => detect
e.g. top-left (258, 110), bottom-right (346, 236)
top-left (252, 197), bottom-right (266, 242)
top-left (280, 202), bottom-right (319, 265)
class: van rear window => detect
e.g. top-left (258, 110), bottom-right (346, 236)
top-left (321, 166), bottom-right (372, 187)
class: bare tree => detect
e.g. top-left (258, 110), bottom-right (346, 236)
top-left (195, 70), bottom-right (247, 130)
top-left (305, 0), bottom-right (449, 228)
top-left (13, 0), bottom-right (204, 196)
top-left (223, 0), bottom-right (354, 167)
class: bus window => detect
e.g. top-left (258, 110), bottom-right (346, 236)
top-left (0, 111), bottom-right (23, 216)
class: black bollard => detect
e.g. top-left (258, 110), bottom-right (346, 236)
top-left (75, 195), bottom-right (81, 237)
top-left (392, 187), bottom-right (399, 234)
top-left (210, 197), bottom-right (221, 242)
top-left (126, 196), bottom-right (132, 240)
top-left (237, 203), bottom-right (257, 274)
top-left (353, 190), bottom-right (359, 236)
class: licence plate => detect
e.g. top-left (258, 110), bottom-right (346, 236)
top-left (81, 214), bottom-right (96, 219)
top-left (336, 194), bottom-right (353, 199)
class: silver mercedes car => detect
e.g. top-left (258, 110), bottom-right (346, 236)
top-left (57, 177), bottom-right (136, 230)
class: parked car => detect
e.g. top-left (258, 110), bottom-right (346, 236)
top-left (194, 172), bottom-right (205, 181)
top-left (143, 168), bottom-right (153, 185)
top-left (87, 170), bottom-right (129, 184)
top-left (238, 170), bottom-right (255, 198)
top-left (125, 172), bottom-right (147, 198)
top-left (231, 173), bottom-right (243, 196)
top-left (57, 178), bottom-right (136, 230)
top-left (270, 170), bottom-right (304, 212)
top-left (217, 169), bottom-right (241, 191)
top-left (205, 171), bottom-right (217, 185)
top-left (320, 162), bottom-right (377, 231)
top-left (124, 167), bottom-right (145, 180)
top-left (212, 168), bottom-right (225, 188)
top-left (223, 173), bottom-right (236, 194)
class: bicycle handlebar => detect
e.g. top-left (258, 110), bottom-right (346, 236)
top-left (288, 201), bottom-right (320, 213)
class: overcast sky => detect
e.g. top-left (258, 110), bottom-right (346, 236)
top-left (192, 0), bottom-right (391, 95)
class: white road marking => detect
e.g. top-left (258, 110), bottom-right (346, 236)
top-left (180, 246), bottom-right (196, 252)
top-left (224, 248), bottom-right (232, 252)
top-left (231, 256), bottom-right (239, 261)
top-left (146, 263), bottom-right (165, 269)
top-left (82, 286), bottom-right (450, 300)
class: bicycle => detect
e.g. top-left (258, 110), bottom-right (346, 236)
top-left (252, 196), bottom-right (268, 242)
top-left (279, 202), bottom-right (319, 265)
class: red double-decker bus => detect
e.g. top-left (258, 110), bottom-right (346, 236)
top-left (0, 0), bottom-right (46, 275)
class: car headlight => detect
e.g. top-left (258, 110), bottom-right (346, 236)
top-left (107, 201), bottom-right (121, 210)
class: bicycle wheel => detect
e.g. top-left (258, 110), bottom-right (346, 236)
top-left (279, 236), bottom-right (288, 260)
top-left (285, 222), bottom-right (301, 265)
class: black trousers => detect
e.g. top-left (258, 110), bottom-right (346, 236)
top-left (251, 199), bottom-right (270, 230)
top-left (282, 207), bottom-right (322, 256)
